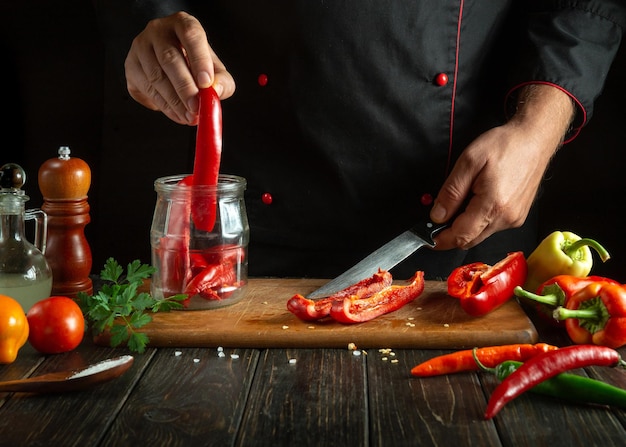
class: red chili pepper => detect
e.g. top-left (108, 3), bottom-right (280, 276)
top-left (191, 86), bottom-right (222, 232)
top-left (554, 282), bottom-right (626, 348)
top-left (514, 275), bottom-right (620, 327)
top-left (447, 251), bottom-right (527, 316)
top-left (287, 270), bottom-right (393, 321)
top-left (410, 343), bottom-right (559, 377)
top-left (330, 271), bottom-right (425, 324)
top-left (484, 344), bottom-right (626, 419)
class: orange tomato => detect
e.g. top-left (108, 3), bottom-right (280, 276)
top-left (0, 294), bottom-right (29, 364)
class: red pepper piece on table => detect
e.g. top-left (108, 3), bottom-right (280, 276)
top-left (484, 344), bottom-right (626, 419)
top-left (514, 275), bottom-right (620, 327)
top-left (191, 86), bottom-right (222, 232)
top-left (410, 343), bottom-right (559, 377)
top-left (554, 282), bottom-right (626, 348)
top-left (330, 271), bottom-right (425, 324)
top-left (287, 270), bottom-right (393, 321)
top-left (447, 251), bottom-right (527, 317)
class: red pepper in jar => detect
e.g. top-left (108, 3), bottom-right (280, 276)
top-left (513, 275), bottom-right (620, 327)
top-left (554, 282), bottom-right (626, 348)
top-left (410, 343), bottom-right (559, 377)
top-left (287, 270), bottom-right (393, 321)
top-left (447, 252), bottom-right (527, 316)
top-left (484, 344), bottom-right (626, 419)
top-left (330, 271), bottom-right (425, 324)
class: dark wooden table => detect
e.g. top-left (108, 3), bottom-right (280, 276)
top-left (1, 297), bottom-right (626, 446)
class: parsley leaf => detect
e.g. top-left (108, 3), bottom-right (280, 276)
top-left (77, 258), bottom-right (186, 353)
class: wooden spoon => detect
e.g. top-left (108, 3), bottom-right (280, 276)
top-left (0, 355), bottom-right (134, 393)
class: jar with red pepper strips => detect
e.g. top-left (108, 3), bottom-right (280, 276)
top-left (150, 174), bottom-right (249, 309)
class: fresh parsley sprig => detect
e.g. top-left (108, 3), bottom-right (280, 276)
top-left (77, 258), bottom-right (186, 353)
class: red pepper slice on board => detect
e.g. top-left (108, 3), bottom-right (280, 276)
top-left (447, 251), bottom-right (527, 316)
top-left (514, 275), bottom-right (620, 327)
top-left (554, 282), bottom-right (626, 348)
top-left (330, 271), bottom-right (425, 324)
top-left (410, 343), bottom-right (559, 377)
top-left (287, 270), bottom-right (393, 321)
top-left (191, 86), bottom-right (222, 232)
top-left (484, 344), bottom-right (626, 419)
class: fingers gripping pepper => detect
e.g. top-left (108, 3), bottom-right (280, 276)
top-left (473, 353), bottom-right (626, 412)
top-left (513, 275), bottom-right (620, 327)
top-left (524, 231), bottom-right (610, 293)
top-left (447, 252), bottom-right (527, 316)
top-left (554, 282), bottom-right (626, 348)
top-left (287, 270), bottom-right (393, 321)
top-left (483, 344), bottom-right (626, 419)
top-left (330, 271), bottom-right (425, 324)
top-left (410, 343), bottom-right (558, 377)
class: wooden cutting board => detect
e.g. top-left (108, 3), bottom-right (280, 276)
top-left (94, 278), bottom-right (538, 349)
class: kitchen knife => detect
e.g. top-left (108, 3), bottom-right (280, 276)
top-left (307, 219), bottom-right (449, 299)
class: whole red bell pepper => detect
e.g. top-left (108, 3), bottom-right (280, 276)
top-left (514, 275), bottom-right (621, 327)
top-left (330, 271), bottom-right (425, 324)
top-left (447, 251), bottom-right (527, 317)
top-left (287, 270), bottom-right (393, 321)
top-left (554, 282), bottom-right (626, 348)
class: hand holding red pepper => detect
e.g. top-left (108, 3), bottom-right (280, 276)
top-left (447, 251), bottom-right (527, 316)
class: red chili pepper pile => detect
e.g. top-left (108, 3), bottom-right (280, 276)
top-left (447, 251), bottom-right (527, 316)
top-left (484, 344), bottom-right (626, 419)
top-left (287, 270), bottom-right (425, 324)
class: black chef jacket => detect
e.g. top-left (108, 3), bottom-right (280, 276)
top-left (95, 0), bottom-right (625, 279)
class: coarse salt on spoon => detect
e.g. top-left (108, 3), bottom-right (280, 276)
top-left (0, 355), bottom-right (134, 394)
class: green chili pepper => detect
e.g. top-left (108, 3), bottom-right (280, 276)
top-left (473, 349), bottom-right (626, 411)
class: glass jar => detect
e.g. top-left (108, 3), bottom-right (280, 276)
top-left (0, 163), bottom-right (53, 311)
top-left (150, 174), bottom-right (249, 310)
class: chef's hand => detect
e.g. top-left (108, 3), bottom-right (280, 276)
top-left (125, 11), bottom-right (235, 125)
top-left (431, 84), bottom-right (576, 250)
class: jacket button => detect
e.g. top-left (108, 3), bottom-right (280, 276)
top-left (420, 193), bottom-right (433, 206)
top-left (261, 192), bottom-right (273, 205)
top-left (434, 73), bottom-right (448, 86)
top-left (258, 73), bottom-right (269, 87)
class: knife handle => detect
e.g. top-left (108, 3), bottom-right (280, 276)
top-left (408, 220), bottom-right (449, 248)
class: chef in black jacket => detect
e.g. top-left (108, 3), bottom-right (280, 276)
top-left (95, 1), bottom-right (625, 279)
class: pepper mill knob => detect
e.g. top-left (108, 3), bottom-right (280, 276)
top-left (38, 146), bottom-right (93, 298)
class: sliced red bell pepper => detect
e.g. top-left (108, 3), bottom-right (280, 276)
top-left (554, 282), bottom-right (626, 348)
top-left (191, 86), bottom-right (222, 232)
top-left (447, 251), bottom-right (527, 317)
top-left (330, 271), bottom-right (425, 324)
top-left (287, 270), bottom-right (393, 321)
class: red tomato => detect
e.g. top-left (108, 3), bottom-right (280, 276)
top-left (26, 296), bottom-right (85, 354)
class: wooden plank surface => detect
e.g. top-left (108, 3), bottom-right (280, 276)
top-left (94, 278), bottom-right (538, 349)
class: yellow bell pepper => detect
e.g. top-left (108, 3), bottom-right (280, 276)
top-left (0, 294), bottom-right (29, 364)
top-left (524, 231), bottom-right (611, 293)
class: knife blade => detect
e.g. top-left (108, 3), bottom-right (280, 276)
top-left (307, 219), bottom-right (449, 299)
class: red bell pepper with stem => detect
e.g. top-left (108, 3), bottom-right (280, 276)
top-left (484, 344), bottom-right (626, 419)
top-left (330, 271), bottom-right (425, 324)
top-left (447, 251), bottom-right (527, 316)
top-left (513, 275), bottom-right (620, 327)
top-left (554, 282), bottom-right (626, 348)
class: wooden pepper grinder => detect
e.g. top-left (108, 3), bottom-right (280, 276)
top-left (38, 146), bottom-right (93, 298)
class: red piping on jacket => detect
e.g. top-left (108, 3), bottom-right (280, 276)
top-left (445, 0), bottom-right (464, 177)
